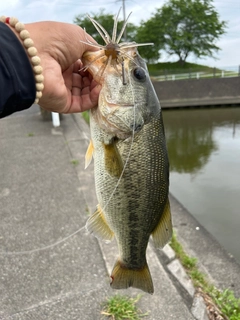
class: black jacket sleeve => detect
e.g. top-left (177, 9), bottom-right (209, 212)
top-left (0, 22), bottom-right (36, 118)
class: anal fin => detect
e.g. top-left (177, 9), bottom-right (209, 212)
top-left (86, 205), bottom-right (114, 241)
top-left (151, 198), bottom-right (172, 249)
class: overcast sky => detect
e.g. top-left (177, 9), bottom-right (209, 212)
top-left (1, 0), bottom-right (239, 68)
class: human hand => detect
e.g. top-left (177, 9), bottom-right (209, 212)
top-left (25, 21), bottom-right (101, 113)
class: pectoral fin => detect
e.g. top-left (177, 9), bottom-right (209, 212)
top-left (151, 198), bottom-right (172, 248)
top-left (104, 141), bottom-right (123, 178)
top-left (85, 140), bottom-right (94, 169)
top-left (86, 205), bottom-right (114, 241)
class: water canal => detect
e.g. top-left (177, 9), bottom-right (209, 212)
top-left (162, 107), bottom-right (240, 263)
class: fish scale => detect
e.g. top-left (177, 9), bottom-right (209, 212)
top-left (87, 110), bottom-right (171, 293)
top-left (83, 10), bottom-right (172, 294)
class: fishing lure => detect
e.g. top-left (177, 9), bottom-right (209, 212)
top-left (81, 8), bottom-right (153, 84)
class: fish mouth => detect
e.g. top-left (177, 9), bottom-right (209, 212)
top-left (107, 102), bottom-right (135, 108)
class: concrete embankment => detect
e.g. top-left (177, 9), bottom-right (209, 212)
top-left (153, 77), bottom-right (240, 108)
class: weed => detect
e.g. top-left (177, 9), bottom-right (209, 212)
top-left (101, 294), bottom-right (148, 320)
top-left (182, 255), bottom-right (197, 270)
top-left (28, 132), bottom-right (34, 137)
top-left (190, 269), bottom-right (206, 287)
top-left (214, 289), bottom-right (240, 320)
top-left (71, 159), bottom-right (79, 165)
top-left (82, 111), bottom-right (90, 124)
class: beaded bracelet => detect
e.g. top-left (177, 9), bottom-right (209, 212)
top-left (0, 16), bottom-right (44, 104)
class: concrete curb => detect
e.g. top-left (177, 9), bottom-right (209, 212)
top-left (161, 244), bottom-right (209, 320)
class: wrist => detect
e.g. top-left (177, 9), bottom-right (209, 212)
top-left (0, 16), bottom-right (44, 104)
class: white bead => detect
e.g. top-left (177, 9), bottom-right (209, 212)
top-left (24, 38), bottom-right (34, 48)
top-left (35, 74), bottom-right (44, 83)
top-left (36, 91), bottom-right (43, 98)
top-left (15, 22), bottom-right (25, 32)
top-left (33, 65), bottom-right (43, 74)
top-left (28, 47), bottom-right (38, 56)
top-left (0, 16), bottom-right (7, 22)
top-left (36, 83), bottom-right (44, 91)
top-left (9, 17), bottom-right (18, 27)
top-left (31, 56), bottom-right (41, 66)
top-left (34, 98), bottom-right (39, 104)
top-left (20, 29), bottom-right (30, 40)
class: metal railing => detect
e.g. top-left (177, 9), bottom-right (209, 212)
top-left (151, 65), bottom-right (240, 81)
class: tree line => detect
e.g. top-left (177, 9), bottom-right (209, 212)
top-left (74, 0), bottom-right (227, 65)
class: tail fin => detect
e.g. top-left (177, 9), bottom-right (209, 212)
top-left (110, 259), bottom-right (154, 294)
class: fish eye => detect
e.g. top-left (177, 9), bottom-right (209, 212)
top-left (132, 67), bottom-right (146, 82)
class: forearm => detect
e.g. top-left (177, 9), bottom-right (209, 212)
top-left (0, 22), bottom-right (36, 118)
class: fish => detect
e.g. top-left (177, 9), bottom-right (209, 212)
top-left (82, 9), bottom-right (172, 294)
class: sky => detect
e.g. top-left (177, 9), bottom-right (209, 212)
top-left (1, 0), bottom-right (239, 69)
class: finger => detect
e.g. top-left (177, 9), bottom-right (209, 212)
top-left (68, 83), bottom-right (101, 113)
top-left (72, 73), bottom-right (83, 92)
top-left (64, 65), bottom-right (83, 93)
top-left (80, 83), bottom-right (101, 111)
top-left (73, 59), bottom-right (82, 73)
top-left (72, 86), bottom-right (81, 96)
top-left (81, 75), bottom-right (92, 91)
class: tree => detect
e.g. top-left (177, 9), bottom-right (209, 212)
top-left (135, 18), bottom-right (165, 63)
top-left (137, 0), bottom-right (227, 64)
top-left (74, 9), bottom-right (138, 46)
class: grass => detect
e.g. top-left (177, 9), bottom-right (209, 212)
top-left (148, 61), bottom-right (217, 71)
top-left (71, 159), bottom-right (79, 165)
top-left (169, 232), bottom-right (240, 320)
top-left (214, 289), bottom-right (240, 320)
top-left (82, 110), bottom-right (90, 124)
top-left (148, 61), bottom-right (220, 75)
top-left (147, 61), bottom-right (238, 80)
top-left (101, 294), bottom-right (148, 320)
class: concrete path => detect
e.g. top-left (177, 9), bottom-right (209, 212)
top-left (0, 106), bottom-right (239, 319)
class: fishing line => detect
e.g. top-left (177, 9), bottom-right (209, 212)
top-left (0, 225), bottom-right (86, 255)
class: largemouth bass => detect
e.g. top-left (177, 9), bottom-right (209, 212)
top-left (82, 10), bottom-right (172, 294)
